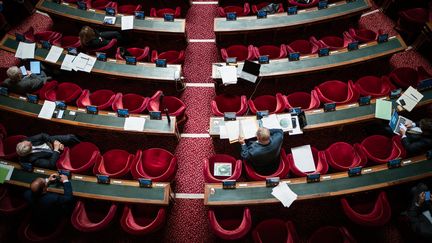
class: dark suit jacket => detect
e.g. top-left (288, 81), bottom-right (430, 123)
top-left (1, 71), bottom-right (47, 95)
top-left (402, 132), bottom-right (432, 157)
top-left (19, 133), bottom-right (60, 169)
top-left (407, 201), bottom-right (432, 240)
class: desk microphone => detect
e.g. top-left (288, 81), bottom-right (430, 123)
top-left (164, 108), bottom-right (171, 125)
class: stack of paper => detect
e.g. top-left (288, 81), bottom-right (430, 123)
top-left (72, 53), bottom-right (96, 73)
top-left (45, 45), bottom-right (64, 63)
top-left (397, 86), bottom-right (424, 112)
top-left (15, 42), bottom-right (35, 59)
top-left (0, 164), bottom-right (14, 184)
top-left (262, 114), bottom-right (282, 129)
top-left (240, 118), bottom-right (258, 139)
top-left (271, 182), bottom-right (297, 208)
top-left (225, 120), bottom-right (240, 143)
top-left (121, 15), bottom-right (134, 30)
top-left (123, 117), bottom-right (146, 131)
top-left (375, 98), bottom-right (392, 120)
top-left (61, 54), bottom-right (76, 71)
top-left (38, 100), bottom-right (56, 119)
top-left (291, 145), bottom-right (316, 172)
top-left (218, 66), bottom-right (238, 85)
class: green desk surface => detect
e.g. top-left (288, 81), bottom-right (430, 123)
top-left (214, 0), bottom-right (371, 33)
top-left (204, 156), bottom-right (432, 206)
top-left (209, 89), bottom-right (432, 135)
top-left (1, 161), bottom-right (171, 205)
top-left (0, 34), bottom-right (182, 82)
top-left (0, 95), bottom-right (177, 136)
top-left (36, 0), bottom-right (185, 35)
top-left (212, 36), bottom-right (406, 79)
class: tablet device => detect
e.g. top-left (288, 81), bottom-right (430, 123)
top-left (265, 177), bottom-right (280, 187)
top-left (125, 56), bottom-right (136, 65)
top-left (55, 101), bottom-right (67, 110)
top-left (348, 166), bottom-right (362, 177)
top-left (226, 57), bottom-right (237, 65)
top-left (77, 1), bottom-right (87, 10)
top-left (222, 180), bottom-right (236, 189)
top-left (96, 174), bottom-right (110, 184)
top-left (307, 173), bottom-right (321, 183)
top-left (105, 7), bottom-right (115, 16)
top-left (138, 178), bottom-right (152, 188)
top-left (20, 66), bottom-right (27, 76)
top-left (96, 52), bottom-right (107, 62)
top-left (323, 102), bottom-right (336, 112)
top-left (67, 47), bottom-right (78, 56)
top-left (86, 105), bottom-right (98, 115)
top-left (387, 158), bottom-right (402, 169)
top-left (41, 40), bottom-right (52, 49)
top-left (30, 61), bottom-right (41, 74)
top-left (27, 94), bottom-right (38, 104)
top-left (224, 112), bottom-right (236, 121)
top-left (358, 96), bottom-right (371, 106)
top-left (15, 33), bottom-right (26, 42)
top-left (318, 0), bottom-right (328, 9)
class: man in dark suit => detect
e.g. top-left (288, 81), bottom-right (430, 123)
top-left (239, 127), bottom-right (284, 175)
top-left (16, 133), bottom-right (80, 169)
top-left (407, 183), bottom-right (432, 241)
top-left (399, 119), bottom-right (432, 156)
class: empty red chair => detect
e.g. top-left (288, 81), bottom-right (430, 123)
top-left (116, 47), bottom-right (149, 62)
top-left (244, 154), bottom-right (289, 181)
top-left (87, 39), bottom-right (118, 56)
top-left (52, 36), bottom-right (81, 48)
top-left (287, 0), bottom-right (319, 8)
top-left (0, 186), bottom-right (28, 215)
top-left (112, 93), bottom-right (149, 114)
top-left (18, 214), bottom-right (67, 243)
top-left (353, 76), bottom-right (394, 98)
top-left (23, 27), bottom-right (62, 43)
top-left (389, 67), bottom-right (420, 88)
top-left (150, 50), bottom-right (185, 64)
top-left (71, 200), bottom-right (117, 232)
top-left (111, 2), bottom-right (142, 14)
top-left (310, 34), bottom-right (354, 50)
top-left (76, 89), bottom-right (116, 110)
top-left (284, 91), bottom-right (320, 111)
top-left (211, 94), bottom-right (248, 116)
top-left (148, 90), bottom-right (187, 123)
top-left (248, 93), bottom-right (286, 114)
top-left (348, 28), bottom-right (378, 43)
top-left (252, 2), bottom-right (284, 14)
top-left (209, 207), bottom-right (252, 240)
top-left (285, 147), bottom-right (329, 177)
top-left (359, 135), bottom-right (406, 164)
top-left (325, 142), bottom-right (367, 171)
top-left (218, 3), bottom-right (250, 17)
top-left (87, 0), bottom-right (112, 10)
top-left (252, 219), bottom-right (298, 243)
top-left (221, 45), bottom-right (257, 62)
top-left (314, 80), bottom-right (359, 105)
top-left (286, 39), bottom-right (319, 54)
top-left (0, 135), bottom-right (27, 160)
top-left (131, 148), bottom-right (177, 182)
top-left (203, 154), bottom-right (242, 183)
top-left (150, 7), bottom-right (181, 18)
top-left (254, 45), bottom-right (287, 59)
top-left (39, 81), bottom-right (82, 104)
top-left (308, 226), bottom-right (356, 243)
top-left (120, 204), bottom-right (166, 235)
top-left (341, 191), bottom-right (392, 227)
top-left (56, 142), bottom-right (101, 174)
top-left (93, 149), bottom-right (135, 178)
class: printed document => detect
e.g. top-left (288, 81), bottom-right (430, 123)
top-left (45, 45), bottom-right (63, 63)
top-left (218, 66), bottom-right (237, 85)
top-left (38, 100), bottom-right (56, 119)
top-left (397, 86), bottom-right (423, 112)
top-left (60, 54), bottom-right (76, 71)
top-left (121, 15), bottom-right (134, 30)
top-left (225, 120), bottom-right (240, 143)
top-left (291, 145), bottom-right (316, 172)
top-left (271, 182), bottom-right (297, 208)
top-left (15, 42), bottom-right (35, 59)
top-left (240, 118), bottom-right (258, 139)
top-left (123, 117), bottom-right (146, 131)
top-left (262, 114), bottom-right (282, 129)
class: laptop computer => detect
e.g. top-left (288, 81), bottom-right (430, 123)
top-left (239, 60), bottom-right (260, 83)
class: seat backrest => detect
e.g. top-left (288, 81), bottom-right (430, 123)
top-left (90, 90), bottom-right (115, 106)
top-left (317, 81), bottom-right (349, 102)
top-left (103, 149), bottom-right (131, 173)
top-left (254, 219), bottom-right (288, 243)
top-left (327, 142), bottom-right (355, 167)
top-left (226, 45), bottom-right (249, 61)
top-left (252, 95), bottom-right (277, 112)
top-left (214, 95), bottom-right (242, 113)
top-left (361, 135), bottom-right (393, 160)
top-left (70, 142), bottom-right (99, 168)
top-left (286, 92), bottom-right (312, 109)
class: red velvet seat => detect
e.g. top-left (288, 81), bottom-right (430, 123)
top-left (150, 50), bottom-right (185, 64)
top-left (324, 142), bottom-right (367, 171)
top-left (348, 28), bottom-right (378, 43)
top-left (284, 91), bottom-right (320, 111)
top-left (248, 93), bottom-right (286, 114)
top-left (252, 219), bottom-right (298, 243)
top-left (359, 135), bottom-right (406, 164)
top-left (18, 213), bottom-right (67, 243)
top-left (116, 47), bottom-right (149, 62)
top-left (40, 81), bottom-right (82, 104)
top-left (254, 45), bottom-right (287, 59)
top-left (56, 142), bottom-right (101, 174)
top-left (0, 135), bottom-right (27, 160)
top-left (76, 89), bottom-right (116, 110)
top-left (209, 207), bottom-right (252, 240)
top-left (203, 154), bottom-right (242, 183)
top-left (286, 39), bottom-right (319, 54)
top-left (87, 0), bottom-right (112, 10)
top-left (389, 67), bottom-right (420, 88)
top-left (71, 200), bottom-right (117, 232)
top-left (353, 75), bottom-right (394, 98)
top-left (111, 2), bottom-right (142, 14)
top-left (310, 34), bottom-right (354, 50)
top-left (87, 39), bottom-right (118, 56)
top-left (244, 154), bottom-right (289, 181)
top-left (308, 226), bottom-right (356, 243)
top-left (218, 3), bottom-right (250, 17)
top-left (221, 45), bottom-right (257, 62)
top-left (52, 36), bottom-right (81, 48)
top-left (131, 148), bottom-right (177, 182)
top-left (23, 27), bottom-right (62, 43)
top-left (287, 0), bottom-right (319, 8)
top-left (0, 186), bottom-right (28, 215)
top-left (285, 147), bottom-right (329, 177)
top-left (120, 204), bottom-right (166, 235)
top-left (314, 80), bottom-right (359, 105)
top-left (93, 149), bottom-right (135, 178)
top-left (211, 94), bottom-right (248, 116)
top-left (252, 2), bottom-right (284, 14)
top-left (148, 90), bottom-right (187, 123)
top-left (341, 191), bottom-right (392, 227)
top-left (112, 93), bottom-right (149, 114)
top-left (150, 7), bottom-right (181, 18)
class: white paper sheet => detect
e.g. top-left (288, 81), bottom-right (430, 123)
top-left (218, 66), bottom-right (238, 85)
top-left (397, 86), bottom-right (424, 112)
top-left (277, 113), bottom-right (293, 132)
top-left (121, 15), bottom-right (134, 30)
top-left (60, 54), bottom-right (76, 71)
top-left (375, 98), bottom-right (392, 120)
top-left (291, 145), bottom-right (316, 172)
top-left (72, 53), bottom-right (90, 70)
top-left (15, 42), bottom-right (35, 59)
top-left (83, 56), bottom-right (96, 73)
top-left (45, 45), bottom-right (64, 63)
top-left (225, 120), bottom-right (240, 143)
top-left (262, 114), bottom-right (282, 129)
top-left (38, 100), bottom-right (56, 119)
top-left (271, 182), bottom-right (297, 208)
top-left (219, 125), bottom-right (228, 139)
top-left (123, 117), bottom-right (146, 131)
top-left (240, 118), bottom-right (258, 139)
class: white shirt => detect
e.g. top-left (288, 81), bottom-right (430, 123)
top-left (31, 143), bottom-right (52, 153)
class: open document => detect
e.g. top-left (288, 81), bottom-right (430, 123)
top-left (225, 120), bottom-right (240, 143)
top-left (271, 182), bottom-right (298, 208)
top-left (239, 118), bottom-right (258, 139)
top-left (397, 86), bottom-right (423, 112)
top-left (15, 42), bottom-right (35, 59)
top-left (262, 114), bottom-right (282, 129)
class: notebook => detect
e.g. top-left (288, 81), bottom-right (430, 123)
top-left (239, 60), bottom-right (260, 83)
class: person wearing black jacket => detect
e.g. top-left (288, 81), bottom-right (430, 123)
top-left (399, 118), bottom-right (432, 156)
top-left (407, 183), bottom-right (432, 241)
top-left (79, 25), bottom-right (122, 49)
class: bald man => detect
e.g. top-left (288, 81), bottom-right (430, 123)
top-left (239, 127), bottom-right (284, 175)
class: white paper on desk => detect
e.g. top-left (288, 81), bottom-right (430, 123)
top-left (38, 100), bottom-right (56, 119)
top-left (289, 116), bottom-right (303, 135)
top-left (218, 66), bottom-right (238, 85)
top-left (397, 86), bottom-right (424, 112)
top-left (60, 54), bottom-right (76, 71)
top-left (45, 45), bottom-right (63, 63)
top-left (225, 120), bottom-right (240, 143)
top-left (262, 114), bottom-right (282, 129)
top-left (72, 53), bottom-right (90, 71)
top-left (121, 15), bottom-right (134, 30)
top-left (123, 117), bottom-right (146, 131)
top-left (375, 98), bottom-right (392, 120)
top-left (291, 145), bottom-right (316, 172)
top-left (219, 125), bottom-right (228, 139)
top-left (83, 56), bottom-right (96, 73)
top-left (271, 182), bottom-right (297, 208)
top-left (240, 118), bottom-right (258, 139)
top-left (15, 42), bottom-right (35, 59)
top-left (277, 113), bottom-right (293, 132)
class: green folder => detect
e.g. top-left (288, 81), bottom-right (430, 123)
top-left (375, 99), bottom-right (392, 120)
top-left (0, 167), bottom-right (9, 184)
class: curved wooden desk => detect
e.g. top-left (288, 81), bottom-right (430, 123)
top-left (1, 160), bottom-right (171, 205)
top-left (212, 36), bottom-right (406, 79)
top-left (204, 155), bottom-right (432, 206)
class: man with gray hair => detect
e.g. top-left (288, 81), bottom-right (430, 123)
top-left (239, 127), bottom-right (284, 175)
top-left (1, 65), bottom-right (48, 95)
